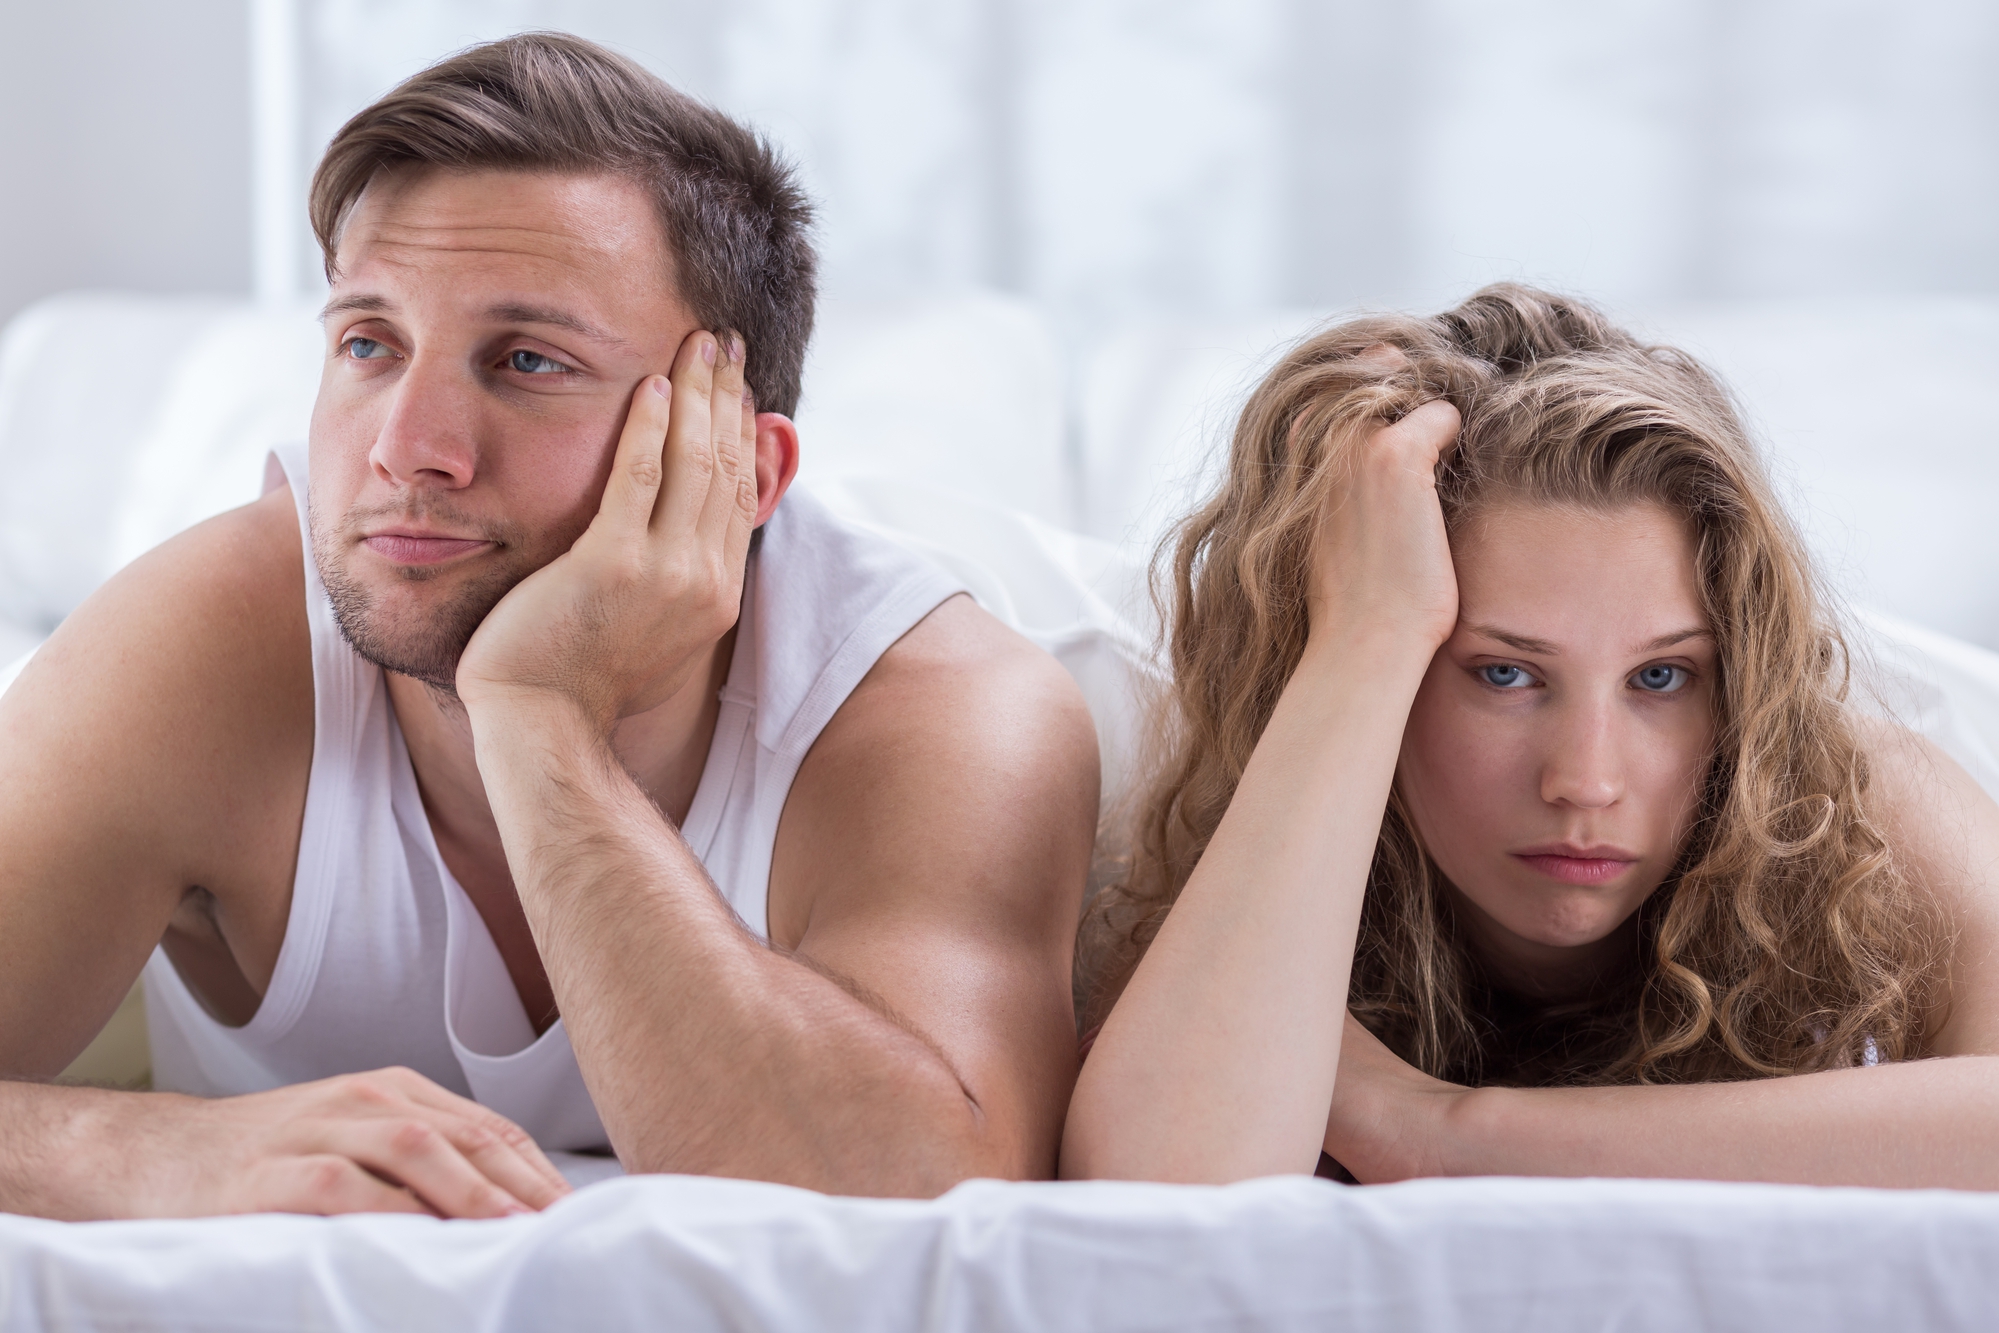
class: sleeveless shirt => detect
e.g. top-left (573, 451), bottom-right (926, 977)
top-left (141, 443), bottom-right (966, 1151)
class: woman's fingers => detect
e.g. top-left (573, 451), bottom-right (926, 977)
top-left (600, 376), bottom-right (674, 528)
top-left (1383, 398), bottom-right (1463, 470)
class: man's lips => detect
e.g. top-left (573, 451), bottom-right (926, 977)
top-left (1512, 847), bottom-right (1640, 885)
top-left (361, 532), bottom-right (495, 565)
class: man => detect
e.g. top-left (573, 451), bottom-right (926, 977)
top-left (0, 33), bottom-right (1097, 1219)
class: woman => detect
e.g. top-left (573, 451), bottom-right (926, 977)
top-left (1063, 284), bottom-right (1999, 1188)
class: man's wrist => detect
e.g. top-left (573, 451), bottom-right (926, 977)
top-left (461, 685), bottom-right (615, 757)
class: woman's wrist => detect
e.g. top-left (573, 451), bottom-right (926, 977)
top-left (1431, 1083), bottom-right (1514, 1178)
top-left (1295, 619), bottom-right (1441, 692)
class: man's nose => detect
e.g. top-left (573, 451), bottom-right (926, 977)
top-left (1540, 694), bottom-right (1625, 810)
top-left (368, 357), bottom-right (479, 490)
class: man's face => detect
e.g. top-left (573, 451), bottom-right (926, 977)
top-left (309, 167), bottom-right (698, 691)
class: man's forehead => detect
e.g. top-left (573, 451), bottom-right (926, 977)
top-left (333, 168), bottom-right (672, 287)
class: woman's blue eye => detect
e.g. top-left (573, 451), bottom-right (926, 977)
top-left (1632, 664), bottom-right (1689, 693)
top-left (345, 337), bottom-right (391, 360)
top-left (509, 349), bottom-right (568, 374)
top-left (1478, 664), bottom-right (1533, 689)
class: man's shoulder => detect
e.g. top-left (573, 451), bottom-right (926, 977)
top-left (836, 594), bottom-right (1096, 769)
top-left (0, 486), bottom-right (313, 852)
top-left (769, 593), bottom-right (1099, 943)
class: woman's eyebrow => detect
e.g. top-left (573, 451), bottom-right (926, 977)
top-left (1466, 624), bottom-right (1559, 654)
top-left (1643, 627), bottom-right (1714, 651)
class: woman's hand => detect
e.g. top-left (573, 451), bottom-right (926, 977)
top-left (455, 328), bottom-right (758, 732)
top-left (1303, 396), bottom-right (1462, 664)
top-left (1322, 1013), bottom-right (1469, 1183)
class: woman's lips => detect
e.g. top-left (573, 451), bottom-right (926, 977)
top-left (362, 534), bottom-right (493, 565)
top-left (1513, 853), bottom-right (1639, 885)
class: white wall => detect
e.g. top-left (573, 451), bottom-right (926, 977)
top-left (276, 0), bottom-right (1999, 351)
top-left (0, 0), bottom-right (251, 330)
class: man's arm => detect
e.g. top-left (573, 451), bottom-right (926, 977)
top-left (0, 492), bottom-right (567, 1219)
top-left (458, 333), bottom-right (1097, 1193)
top-left (476, 601), bottom-right (1093, 1192)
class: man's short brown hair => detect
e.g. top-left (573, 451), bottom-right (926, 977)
top-left (310, 32), bottom-right (817, 416)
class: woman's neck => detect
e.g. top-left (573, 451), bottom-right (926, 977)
top-left (1447, 887), bottom-right (1644, 1005)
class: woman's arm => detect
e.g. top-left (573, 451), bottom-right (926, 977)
top-left (1331, 1016), bottom-right (1999, 1189)
top-left (1328, 717), bottom-right (1999, 1190)
top-left (1062, 400), bottom-right (1462, 1184)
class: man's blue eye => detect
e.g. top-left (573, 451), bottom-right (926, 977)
top-left (509, 349), bottom-right (567, 374)
top-left (1633, 664), bottom-right (1689, 693)
top-left (346, 337), bottom-right (391, 360)
top-left (1479, 664), bottom-right (1532, 689)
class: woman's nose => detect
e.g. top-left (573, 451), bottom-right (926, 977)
top-left (1540, 698), bottom-right (1625, 810)
top-left (368, 358), bottom-right (479, 490)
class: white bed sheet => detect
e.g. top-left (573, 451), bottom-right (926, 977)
top-left (4, 1171), bottom-right (1994, 1332)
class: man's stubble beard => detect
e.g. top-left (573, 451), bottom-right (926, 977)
top-left (310, 494), bottom-right (561, 698)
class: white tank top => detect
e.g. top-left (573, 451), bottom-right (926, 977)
top-left (142, 443), bottom-right (965, 1151)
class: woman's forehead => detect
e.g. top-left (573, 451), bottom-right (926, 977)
top-left (1451, 500), bottom-right (1709, 655)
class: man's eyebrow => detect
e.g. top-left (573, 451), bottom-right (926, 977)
top-left (317, 296), bottom-right (634, 352)
top-left (484, 301), bottom-right (632, 350)
top-left (1465, 623), bottom-right (1560, 655)
top-left (320, 293), bottom-right (394, 321)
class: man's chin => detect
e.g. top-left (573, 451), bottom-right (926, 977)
top-left (318, 565), bottom-right (520, 696)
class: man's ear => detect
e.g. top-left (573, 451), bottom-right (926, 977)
top-left (752, 412), bottom-right (801, 527)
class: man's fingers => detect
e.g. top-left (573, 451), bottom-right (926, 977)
top-left (601, 375), bottom-right (673, 526)
top-left (657, 328), bottom-right (720, 536)
top-left (364, 1071), bottom-right (572, 1207)
top-left (695, 330), bottom-right (756, 552)
top-left (320, 1116), bottom-right (533, 1220)
top-left (259, 1154), bottom-right (431, 1218)
top-left (433, 1115), bottom-right (572, 1211)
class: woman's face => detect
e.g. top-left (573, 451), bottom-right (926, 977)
top-left (1397, 500), bottom-right (1717, 991)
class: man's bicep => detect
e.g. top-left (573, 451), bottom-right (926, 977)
top-left (1856, 715), bottom-right (1999, 1056)
top-left (770, 604), bottom-right (1099, 1173)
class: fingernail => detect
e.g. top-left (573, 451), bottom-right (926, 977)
top-left (742, 389), bottom-right (754, 406)
top-left (651, 375), bottom-right (669, 398)
top-left (702, 338), bottom-right (716, 367)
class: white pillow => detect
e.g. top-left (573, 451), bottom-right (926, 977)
top-left (0, 644), bottom-right (34, 699)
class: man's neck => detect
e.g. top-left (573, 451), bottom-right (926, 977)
top-left (387, 627), bottom-right (737, 853)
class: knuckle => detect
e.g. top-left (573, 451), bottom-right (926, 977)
top-left (341, 1077), bottom-right (395, 1109)
top-left (388, 1118), bottom-right (442, 1156)
top-left (300, 1155), bottom-right (359, 1201)
top-left (452, 1117), bottom-right (499, 1153)
top-left (628, 454), bottom-right (663, 489)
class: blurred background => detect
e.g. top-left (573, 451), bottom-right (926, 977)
top-left (9, 0), bottom-right (1998, 339)
top-left (3, 0), bottom-right (1997, 646)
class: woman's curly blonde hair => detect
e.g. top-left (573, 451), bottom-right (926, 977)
top-left (1079, 283), bottom-right (1943, 1086)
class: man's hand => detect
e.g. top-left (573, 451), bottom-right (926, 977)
top-left (456, 328), bottom-right (758, 728)
top-left (1322, 1013), bottom-right (1467, 1183)
top-left (52, 1067), bottom-right (571, 1220)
